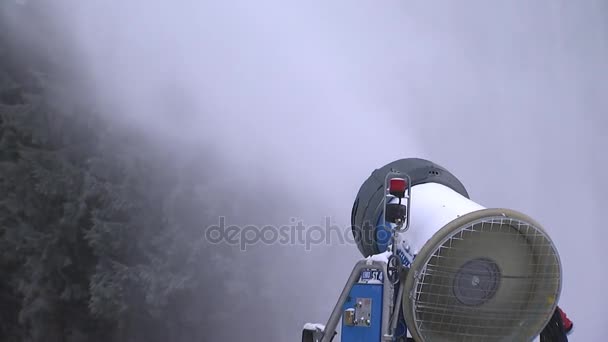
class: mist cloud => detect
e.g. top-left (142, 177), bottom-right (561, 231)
top-left (3, 0), bottom-right (607, 340)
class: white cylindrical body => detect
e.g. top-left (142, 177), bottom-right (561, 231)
top-left (395, 182), bottom-right (485, 257)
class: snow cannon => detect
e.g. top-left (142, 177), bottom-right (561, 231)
top-left (303, 158), bottom-right (565, 342)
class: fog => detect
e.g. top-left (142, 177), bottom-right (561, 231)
top-left (6, 0), bottom-right (607, 340)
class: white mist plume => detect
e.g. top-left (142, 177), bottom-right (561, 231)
top-left (4, 0), bottom-right (608, 340)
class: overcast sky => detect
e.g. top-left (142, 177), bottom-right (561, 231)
top-left (6, 0), bottom-right (608, 340)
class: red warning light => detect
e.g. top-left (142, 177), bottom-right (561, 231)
top-left (389, 178), bottom-right (407, 198)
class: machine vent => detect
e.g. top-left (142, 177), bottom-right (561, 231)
top-left (405, 212), bottom-right (561, 342)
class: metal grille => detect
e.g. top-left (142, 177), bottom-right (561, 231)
top-left (409, 216), bottom-right (561, 341)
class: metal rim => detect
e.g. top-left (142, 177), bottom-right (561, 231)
top-left (403, 208), bottom-right (562, 342)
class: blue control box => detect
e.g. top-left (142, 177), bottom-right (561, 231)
top-left (340, 283), bottom-right (384, 342)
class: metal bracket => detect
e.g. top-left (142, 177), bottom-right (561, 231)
top-left (383, 171), bottom-right (412, 233)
